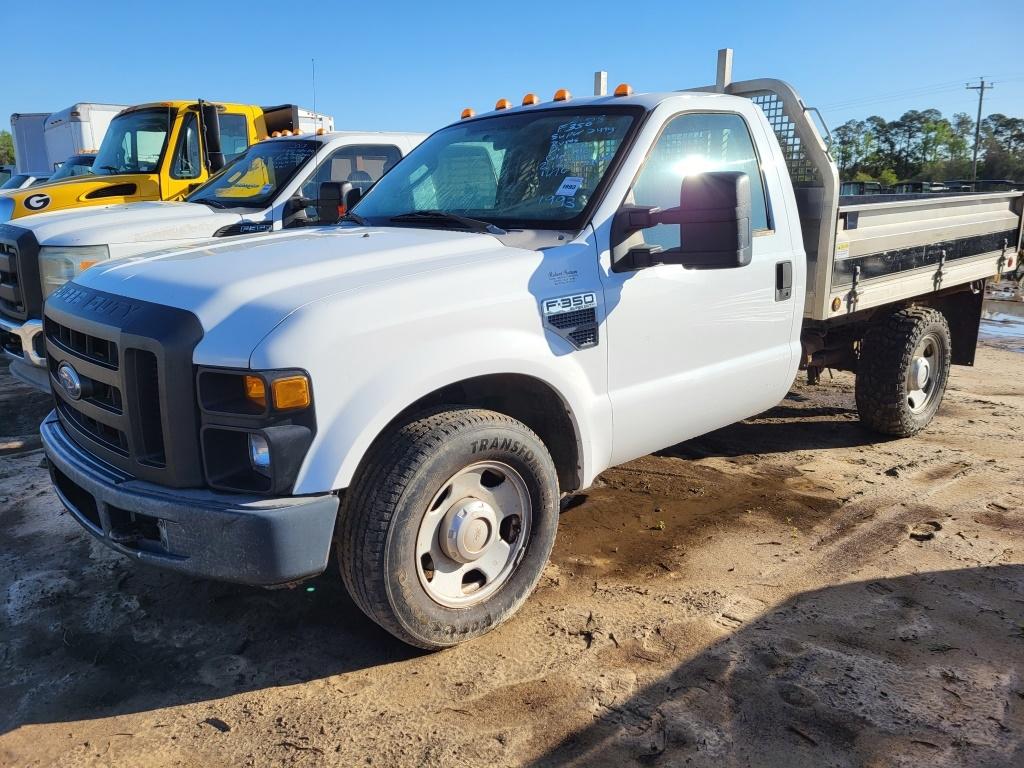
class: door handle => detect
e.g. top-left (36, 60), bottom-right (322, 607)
top-left (775, 261), bottom-right (792, 301)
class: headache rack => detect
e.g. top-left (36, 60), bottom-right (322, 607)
top-left (688, 50), bottom-right (1024, 321)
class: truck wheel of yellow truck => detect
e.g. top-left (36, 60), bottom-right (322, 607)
top-left (337, 407), bottom-right (560, 648)
top-left (855, 306), bottom-right (952, 437)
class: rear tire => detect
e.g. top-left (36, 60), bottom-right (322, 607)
top-left (338, 407), bottom-right (559, 649)
top-left (855, 306), bottom-right (951, 437)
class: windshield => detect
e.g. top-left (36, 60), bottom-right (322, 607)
top-left (0, 174), bottom-right (31, 190)
top-left (92, 108), bottom-right (173, 176)
top-left (187, 139), bottom-right (319, 209)
top-left (49, 155), bottom-right (96, 181)
top-left (353, 107), bottom-right (640, 229)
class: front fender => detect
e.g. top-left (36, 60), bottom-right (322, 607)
top-left (251, 317), bottom-right (611, 495)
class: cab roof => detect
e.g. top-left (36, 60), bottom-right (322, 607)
top-left (461, 89), bottom-right (736, 123)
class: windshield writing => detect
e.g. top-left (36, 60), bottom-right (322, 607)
top-left (354, 109), bottom-right (636, 228)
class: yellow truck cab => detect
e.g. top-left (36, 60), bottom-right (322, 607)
top-left (0, 101), bottom-right (316, 221)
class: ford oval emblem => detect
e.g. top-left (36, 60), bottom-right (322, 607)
top-left (57, 362), bottom-right (83, 400)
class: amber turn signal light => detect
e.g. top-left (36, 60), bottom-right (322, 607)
top-left (244, 375), bottom-right (267, 407)
top-left (272, 376), bottom-right (311, 410)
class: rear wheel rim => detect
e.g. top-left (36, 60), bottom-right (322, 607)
top-left (906, 332), bottom-right (945, 413)
top-left (415, 460), bottom-right (532, 608)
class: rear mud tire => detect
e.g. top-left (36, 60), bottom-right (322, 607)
top-left (855, 306), bottom-right (952, 437)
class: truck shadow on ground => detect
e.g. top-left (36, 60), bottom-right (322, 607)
top-left (660, 399), bottom-right (883, 459)
top-left (528, 564), bottom-right (1024, 767)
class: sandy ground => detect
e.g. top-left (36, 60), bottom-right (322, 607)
top-left (0, 319), bottom-right (1022, 767)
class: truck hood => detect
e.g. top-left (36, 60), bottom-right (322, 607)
top-left (75, 226), bottom-right (516, 367)
top-left (12, 200), bottom-right (246, 246)
top-left (0, 172), bottom-right (160, 222)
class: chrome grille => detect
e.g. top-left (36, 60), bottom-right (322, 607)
top-left (0, 241), bottom-right (23, 318)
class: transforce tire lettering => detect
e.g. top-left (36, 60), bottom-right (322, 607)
top-left (470, 437), bottom-right (534, 462)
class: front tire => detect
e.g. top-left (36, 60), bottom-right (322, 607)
top-left (338, 407), bottom-right (559, 649)
top-left (855, 306), bottom-right (952, 437)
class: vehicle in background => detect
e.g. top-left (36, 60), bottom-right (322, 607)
top-left (0, 173), bottom-right (50, 190)
top-left (944, 179), bottom-right (1022, 193)
top-left (47, 153), bottom-right (96, 181)
top-left (42, 104), bottom-right (124, 173)
top-left (10, 112), bottom-right (51, 176)
top-left (38, 51), bottom-right (1023, 649)
top-left (0, 101), bottom-right (333, 222)
top-left (840, 180), bottom-right (887, 195)
top-left (0, 165), bottom-right (14, 185)
top-left (0, 131), bottom-right (423, 389)
top-left (893, 180), bottom-right (949, 194)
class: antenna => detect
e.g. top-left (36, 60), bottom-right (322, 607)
top-left (312, 58), bottom-right (318, 132)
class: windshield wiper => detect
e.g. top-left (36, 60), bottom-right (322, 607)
top-left (342, 211), bottom-right (369, 225)
top-left (389, 210), bottom-right (506, 235)
top-left (99, 165), bottom-right (121, 174)
top-left (192, 198), bottom-right (228, 209)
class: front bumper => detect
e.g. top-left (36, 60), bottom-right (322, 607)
top-left (41, 411), bottom-right (339, 586)
top-left (0, 315), bottom-right (45, 370)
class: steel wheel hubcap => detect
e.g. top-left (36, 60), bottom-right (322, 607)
top-left (906, 333), bottom-right (943, 413)
top-left (416, 461), bottom-right (532, 608)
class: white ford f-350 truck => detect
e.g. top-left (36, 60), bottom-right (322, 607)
top-left (0, 131), bottom-right (424, 390)
top-left (39, 52), bottom-right (1023, 648)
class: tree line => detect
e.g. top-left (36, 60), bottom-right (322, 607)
top-left (831, 110), bottom-right (1024, 185)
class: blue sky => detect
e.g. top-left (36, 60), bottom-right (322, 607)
top-left (5, 0), bottom-right (1023, 137)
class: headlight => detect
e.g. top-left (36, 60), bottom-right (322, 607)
top-left (39, 245), bottom-right (111, 299)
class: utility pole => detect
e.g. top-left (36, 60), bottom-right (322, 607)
top-left (966, 78), bottom-right (992, 186)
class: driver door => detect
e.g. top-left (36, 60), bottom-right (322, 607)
top-left (599, 111), bottom-right (796, 465)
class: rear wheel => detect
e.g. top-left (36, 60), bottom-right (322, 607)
top-left (855, 306), bottom-right (952, 437)
top-left (338, 407), bottom-right (559, 648)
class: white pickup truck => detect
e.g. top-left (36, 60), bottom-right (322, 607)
top-left (39, 52), bottom-right (1023, 648)
top-left (0, 131), bottom-right (425, 389)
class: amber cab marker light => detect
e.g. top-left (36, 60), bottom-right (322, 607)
top-left (522, 93), bottom-right (539, 106)
top-left (553, 88), bottom-right (571, 102)
top-left (244, 375), bottom-right (267, 408)
top-left (272, 376), bottom-right (311, 410)
top-left (495, 98), bottom-right (512, 110)
top-left (614, 83), bottom-right (633, 97)
top-left (461, 108), bottom-right (475, 120)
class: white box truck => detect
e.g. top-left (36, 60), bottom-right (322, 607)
top-left (38, 51), bottom-right (1023, 649)
top-left (43, 103), bottom-right (124, 169)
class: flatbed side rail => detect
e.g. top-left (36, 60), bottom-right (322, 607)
top-left (828, 191), bottom-right (1023, 319)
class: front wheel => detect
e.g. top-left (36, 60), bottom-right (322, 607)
top-left (855, 306), bottom-right (952, 437)
top-left (338, 407), bottom-right (559, 649)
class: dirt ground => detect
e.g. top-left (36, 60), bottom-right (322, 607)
top-left (1, 320), bottom-right (1022, 767)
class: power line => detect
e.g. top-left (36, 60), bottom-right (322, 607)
top-left (966, 78), bottom-right (992, 184)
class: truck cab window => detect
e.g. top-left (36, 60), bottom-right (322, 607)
top-left (629, 112), bottom-right (770, 250)
top-left (293, 144), bottom-right (403, 226)
top-left (171, 113), bottom-right (202, 179)
top-left (219, 114), bottom-right (250, 163)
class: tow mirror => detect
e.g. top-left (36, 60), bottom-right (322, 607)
top-left (612, 171), bottom-right (752, 271)
top-left (316, 181), bottom-right (354, 225)
top-left (199, 101), bottom-right (225, 173)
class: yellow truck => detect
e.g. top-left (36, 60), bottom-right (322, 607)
top-left (0, 101), bottom-right (331, 222)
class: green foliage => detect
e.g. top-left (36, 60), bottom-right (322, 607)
top-left (830, 109), bottom-right (1024, 184)
top-left (0, 131), bottom-right (13, 165)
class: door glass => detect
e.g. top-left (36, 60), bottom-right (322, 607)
top-left (170, 113), bottom-right (202, 179)
top-left (219, 114), bottom-right (250, 162)
top-left (292, 144), bottom-right (403, 226)
top-left (630, 113), bottom-right (770, 250)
